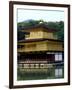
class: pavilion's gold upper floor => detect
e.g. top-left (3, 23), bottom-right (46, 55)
top-left (21, 26), bottom-right (58, 40)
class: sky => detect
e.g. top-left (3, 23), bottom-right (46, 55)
top-left (17, 9), bottom-right (64, 23)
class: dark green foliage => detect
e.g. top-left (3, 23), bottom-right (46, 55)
top-left (17, 31), bottom-right (25, 40)
top-left (46, 21), bottom-right (64, 40)
top-left (46, 22), bottom-right (59, 30)
top-left (56, 21), bottom-right (64, 40)
top-left (17, 19), bottom-right (39, 28)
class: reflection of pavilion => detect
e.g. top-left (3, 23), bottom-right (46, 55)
top-left (18, 24), bottom-right (64, 78)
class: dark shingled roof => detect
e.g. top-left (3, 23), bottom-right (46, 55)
top-left (18, 38), bottom-right (63, 43)
top-left (19, 23), bottom-right (58, 32)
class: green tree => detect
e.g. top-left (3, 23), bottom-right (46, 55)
top-left (54, 21), bottom-right (64, 40)
top-left (47, 21), bottom-right (64, 40)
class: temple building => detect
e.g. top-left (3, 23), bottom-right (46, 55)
top-left (17, 24), bottom-right (64, 79)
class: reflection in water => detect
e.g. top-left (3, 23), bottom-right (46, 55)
top-left (17, 62), bottom-right (64, 80)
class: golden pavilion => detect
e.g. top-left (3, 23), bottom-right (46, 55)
top-left (17, 23), bottom-right (64, 78)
